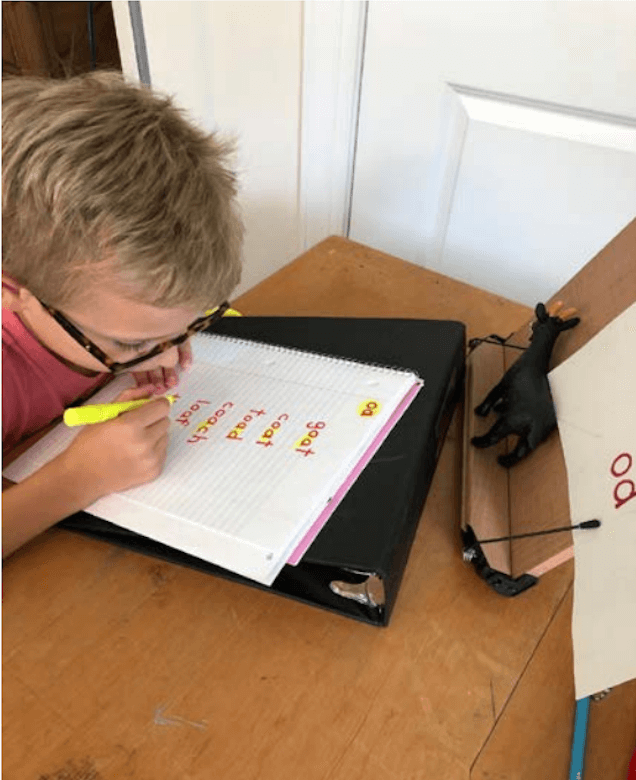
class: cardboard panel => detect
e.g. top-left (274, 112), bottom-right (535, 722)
top-left (508, 218), bottom-right (636, 575)
top-left (462, 218), bottom-right (635, 578)
top-left (462, 342), bottom-right (512, 574)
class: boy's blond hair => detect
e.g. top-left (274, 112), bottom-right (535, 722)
top-left (2, 71), bottom-right (243, 311)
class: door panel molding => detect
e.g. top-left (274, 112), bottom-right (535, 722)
top-left (452, 83), bottom-right (636, 153)
top-left (349, 2), bottom-right (636, 305)
top-left (429, 83), bottom-right (636, 271)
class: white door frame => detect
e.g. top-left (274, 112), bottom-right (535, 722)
top-left (300, 0), bottom-right (367, 251)
top-left (112, 1), bottom-right (145, 83)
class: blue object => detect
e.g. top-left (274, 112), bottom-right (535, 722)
top-left (569, 696), bottom-right (590, 780)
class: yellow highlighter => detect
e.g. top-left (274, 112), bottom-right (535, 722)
top-left (64, 395), bottom-right (177, 427)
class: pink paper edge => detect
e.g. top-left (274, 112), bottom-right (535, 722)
top-left (287, 381), bottom-right (423, 565)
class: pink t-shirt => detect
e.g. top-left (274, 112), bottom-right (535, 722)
top-left (2, 307), bottom-right (112, 454)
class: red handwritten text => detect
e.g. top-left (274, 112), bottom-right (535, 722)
top-left (226, 408), bottom-right (266, 441)
top-left (611, 452), bottom-right (635, 510)
top-left (294, 421), bottom-right (326, 457)
top-left (175, 399), bottom-right (211, 428)
top-left (256, 414), bottom-right (290, 447)
top-left (186, 402), bottom-right (234, 444)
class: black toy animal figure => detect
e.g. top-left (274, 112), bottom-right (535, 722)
top-left (471, 301), bottom-right (580, 468)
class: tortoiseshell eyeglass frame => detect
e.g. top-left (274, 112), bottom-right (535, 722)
top-left (34, 297), bottom-right (231, 374)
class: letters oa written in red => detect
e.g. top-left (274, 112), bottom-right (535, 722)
top-left (611, 452), bottom-right (635, 510)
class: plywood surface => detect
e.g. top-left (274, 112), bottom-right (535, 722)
top-left (460, 219), bottom-right (636, 577)
top-left (462, 342), bottom-right (512, 575)
top-left (506, 218), bottom-right (636, 575)
top-left (3, 236), bottom-right (632, 778)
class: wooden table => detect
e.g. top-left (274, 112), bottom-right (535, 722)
top-left (3, 237), bottom-right (633, 779)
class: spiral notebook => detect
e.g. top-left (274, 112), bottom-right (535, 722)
top-left (4, 332), bottom-right (423, 585)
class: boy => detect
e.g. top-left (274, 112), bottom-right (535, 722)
top-left (2, 71), bottom-right (243, 557)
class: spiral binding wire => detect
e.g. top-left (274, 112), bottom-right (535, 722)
top-left (196, 329), bottom-right (424, 382)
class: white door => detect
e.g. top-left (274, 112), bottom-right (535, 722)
top-left (113, 1), bottom-right (305, 297)
top-left (349, 2), bottom-right (636, 305)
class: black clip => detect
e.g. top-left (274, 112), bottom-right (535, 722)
top-left (461, 525), bottom-right (537, 597)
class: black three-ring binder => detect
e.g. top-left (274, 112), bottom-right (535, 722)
top-left (60, 316), bottom-right (465, 626)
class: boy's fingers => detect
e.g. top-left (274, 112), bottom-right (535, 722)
top-left (163, 367), bottom-right (181, 388)
top-left (134, 367), bottom-right (177, 393)
top-left (131, 371), bottom-right (172, 392)
top-left (178, 339), bottom-right (193, 370)
top-left (132, 372), bottom-right (152, 388)
top-left (147, 367), bottom-right (179, 391)
top-left (149, 418), bottom-right (171, 449)
top-left (114, 384), bottom-right (155, 402)
top-left (142, 415), bottom-right (169, 449)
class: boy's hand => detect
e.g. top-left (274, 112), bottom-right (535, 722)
top-left (59, 385), bottom-right (172, 502)
top-left (130, 340), bottom-right (193, 394)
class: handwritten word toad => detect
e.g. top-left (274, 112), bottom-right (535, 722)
top-left (226, 408), bottom-right (266, 441)
top-left (256, 414), bottom-right (290, 447)
top-left (294, 421), bottom-right (326, 457)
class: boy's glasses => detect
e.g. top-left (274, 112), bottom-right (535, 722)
top-left (35, 297), bottom-right (232, 373)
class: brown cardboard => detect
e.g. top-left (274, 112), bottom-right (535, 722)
top-left (462, 341), bottom-right (512, 574)
top-left (464, 217), bottom-right (636, 578)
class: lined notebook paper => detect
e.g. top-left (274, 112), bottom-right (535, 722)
top-left (4, 332), bottom-right (423, 585)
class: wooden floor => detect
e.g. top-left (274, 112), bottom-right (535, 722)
top-left (3, 237), bottom-right (634, 779)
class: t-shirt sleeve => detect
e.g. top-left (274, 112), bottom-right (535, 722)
top-left (2, 349), bottom-right (27, 453)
